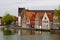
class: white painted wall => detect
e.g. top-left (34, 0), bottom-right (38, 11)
top-left (18, 16), bottom-right (21, 26)
top-left (26, 17), bottom-right (30, 28)
top-left (26, 18), bottom-right (30, 24)
top-left (42, 12), bottom-right (50, 29)
top-left (22, 24), bottom-right (26, 28)
top-left (35, 13), bottom-right (40, 29)
top-left (22, 14), bottom-right (26, 28)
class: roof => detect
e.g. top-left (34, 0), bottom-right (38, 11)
top-left (47, 13), bottom-right (53, 21)
top-left (26, 9), bottom-right (54, 12)
top-left (18, 8), bottom-right (25, 15)
top-left (25, 10), bottom-right (53, 25)
top-left (26, 10), bottom-right (53, 21)
top-left (18, 8), bottom-right (54, 14)
top-left (26, 11), bottom-right (35, 20)
top-left (0, 17), bottom-right (2, 18)
top-left (37, 12), bottom-right (53, 21)
top-left (18, 8), bottom-right (54, 25)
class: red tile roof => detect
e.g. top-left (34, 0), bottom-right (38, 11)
top-left (37, 12), bottom-right (53, 21)
top-left (26, 11), bottom-right (35, 20)
top-left (25, 11), bottom-right (53, 25)
top-left (18, 8), bottom-right (54, 25)
top-left (47, 14), bottom-right (53, 21)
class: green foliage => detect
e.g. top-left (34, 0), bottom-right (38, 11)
top-left (2, 27), bottom-right (13, 35)
top-left (54, 9), bottom-right (58, 15)
top-left (2, 13), bottom-right (14, 26)
top-left (2, 13), bottom-right (15, 35)
top-left (54, 6), bottom-right (60, 22)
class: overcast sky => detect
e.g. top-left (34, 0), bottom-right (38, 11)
top-left (0, 0), bottom-right (60, 17)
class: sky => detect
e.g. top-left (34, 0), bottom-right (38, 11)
top-left (0, 0), bottom-right (60, 17)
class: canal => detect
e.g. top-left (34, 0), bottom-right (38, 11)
top-left (0, 31), bottom-right (60, 40)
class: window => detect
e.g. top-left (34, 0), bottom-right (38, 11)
top-left (45, 17), bottom-right (46, 20)
top-left (47, 25), bottom-right (48, 27)
top-left (43, 21), bottom-right (48, 23)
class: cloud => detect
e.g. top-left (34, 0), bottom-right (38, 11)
top-left (18, 0), bottom-right (60, 9)
top-left (0, 0), bottom-right (60, 16)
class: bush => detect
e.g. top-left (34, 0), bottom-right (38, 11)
top-left (2, 27), bottom-right (13, 35)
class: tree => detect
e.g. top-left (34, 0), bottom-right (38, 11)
top-left (2, 13), bottom-right (14, 27)
top-left (2, 13), bottom-right (14, 35)
top-left (54, 6), bottom-right (60, 22)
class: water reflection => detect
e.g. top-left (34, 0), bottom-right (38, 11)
top-left (0, 30), bottom-right (60, 40)
top-left (20, 30), bottom-right (42, 35)
top-left (4, 35), bottom-right (18, 40)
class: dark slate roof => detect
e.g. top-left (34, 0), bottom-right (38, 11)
top-left (26, 9), bottom-right (54, 12)
top-left (0, 17), bottom-right (2, 18)
top-left (18, 8), bottom-right (54, 16)
top-left (18, 8), bottom-right (25, 15)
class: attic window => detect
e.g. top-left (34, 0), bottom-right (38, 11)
top-left (45, 17), bottom-right (46, 20)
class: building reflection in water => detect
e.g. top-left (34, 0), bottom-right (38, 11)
top-left (18, 29), bottom-right (42, 35)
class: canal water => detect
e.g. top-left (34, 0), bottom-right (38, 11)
top-left (0, 31), bottom-right (60, 40)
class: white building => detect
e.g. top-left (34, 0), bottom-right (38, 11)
top-left (35, 13), bottom-right (40, 29)
top-left (18, 8), bottom-right (54, 29)
top-left (26, 17), bottom-right (30, 28)
top-left (42, 12), bottom-right (50, 29)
